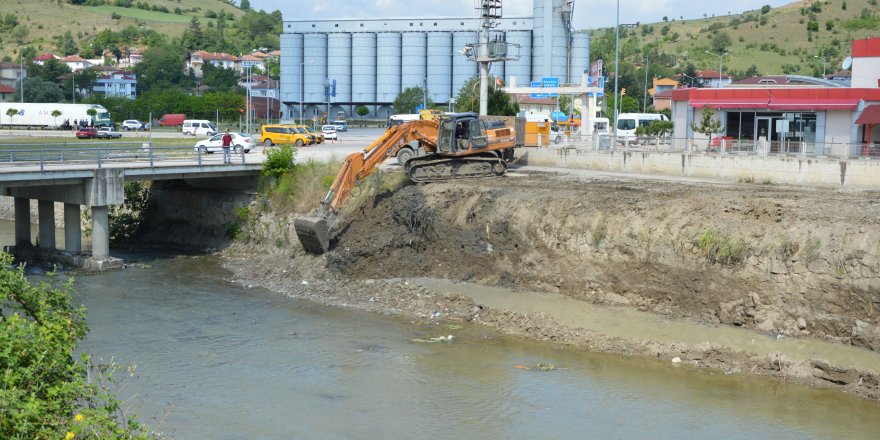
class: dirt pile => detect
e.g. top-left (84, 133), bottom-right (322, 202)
top-left (225, 170), bottom-right (880, 398)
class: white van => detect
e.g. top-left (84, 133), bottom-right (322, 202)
top-left (616, 113), bottom-right (667, 142)
top-left (182, 119), bottom-right (217, 136)
top-left (332, 120), bottom-right (348, 132)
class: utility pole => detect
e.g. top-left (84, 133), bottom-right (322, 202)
top-left (467, 1), bottom-right (518, 116)
top-left (643, 56), bottom-right (649, 112)
top-left (613, 0), bottom-right (620, 147)
top-left (18, 46), bottom-right (24, 103)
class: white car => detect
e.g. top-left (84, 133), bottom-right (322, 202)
top-left (321, 125), bottom-right (338, 140)
top-left (193, 132), bottom-right (255, 154)
top-left (121, 119), bottom-right (146, 130)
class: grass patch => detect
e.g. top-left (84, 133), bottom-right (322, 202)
top-left (87, 6), bottom-right (195, 23)
top-left (590, 223), bottom-right (607, 247)
top-left (738, 176), bottom-right (755, 184)
top-left (696, 229), bottom-right (750, 265)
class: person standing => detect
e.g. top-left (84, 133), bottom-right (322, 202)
top-left (221, 129), bottom-right (233, 164)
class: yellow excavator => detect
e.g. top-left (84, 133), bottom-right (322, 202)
top-left (295, 112), bottom-right (518, 254)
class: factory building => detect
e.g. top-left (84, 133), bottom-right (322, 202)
top-left (279, 0), bottom-right (589, 120)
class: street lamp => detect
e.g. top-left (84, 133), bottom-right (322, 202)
top-left (705, 50), bottom-right (731, 87)
top-left (71, 70), bottom-right (75, 103)
top-left (613, 0), bottom-right (620, 147)
top-left (814, 55), bottom-right (827, 78)
top-left (299, 60), bottom-right (314, 125)
top-left (18, 45), bottom-right (24, 103)
top-left (642, 56), bottom-right (650, 112)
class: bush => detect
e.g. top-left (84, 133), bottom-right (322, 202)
top-left (263, 144), bottom-right (296, 179)
top-left (0, 252), bottom-right (155, 438)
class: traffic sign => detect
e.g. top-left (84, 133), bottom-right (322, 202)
top-left (529, 81), bottom-right (546, 99)
top-left (542, 77), bottom-right (559, 97)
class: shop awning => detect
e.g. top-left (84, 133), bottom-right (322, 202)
top-left (768, 98), bottom-right (861, 110)
top-left (689, 98), bottom-right (769, 109)
top-left (855, 105), bottom-right (880, 125)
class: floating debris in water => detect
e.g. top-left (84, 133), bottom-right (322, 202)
top-left (515, 363), bottom-right (559, 371)
top-left (411, 335), bottom-right (455, 343)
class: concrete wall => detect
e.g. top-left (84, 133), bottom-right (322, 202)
top-left (522, 147), bottom-right (880, 188)
top-left (852, 57), bottom-right (880, 88)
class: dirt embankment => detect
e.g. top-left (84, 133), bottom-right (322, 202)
top-left (223, 170), bottom-right (880, 399)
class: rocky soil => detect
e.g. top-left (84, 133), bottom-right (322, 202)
top-left (222, 169), bottom-right (880, 399)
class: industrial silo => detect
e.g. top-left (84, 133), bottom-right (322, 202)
top-left (532, 0), bottom-right (570, 80)
top-left (303, 33), bottom-right (327, 103)
top-left (568, 32), bottom-right (590, 84)
top-left (504, 30), bottom-right (532, 86)
top-left (280, 33), bottom-right (303, 107)
top-left (452, 31), bottom-right (477, 99)
top-left (401, 32), bottom-right (427, 91)
top-left (327, 33), bottom-right (352, 105)
top-left (427, 32), bottom-right (452, 103)
top-left (352, 33), bottom-right (377, 106)
top-left (376, 33), bottom-right (402, 103)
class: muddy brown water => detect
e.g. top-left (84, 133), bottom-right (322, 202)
top-left (3, 243), bottom-right (876, 438)
top-left (415, 279), bottom-right (880, 373)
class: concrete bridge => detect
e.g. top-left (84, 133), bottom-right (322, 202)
top-left (0, 145), bottom-right (263, 268)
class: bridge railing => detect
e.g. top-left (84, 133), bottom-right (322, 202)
top-left (0, 143), bottom-right (258, 172)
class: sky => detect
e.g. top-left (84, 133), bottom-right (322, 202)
top-left (248, 0), bottom-right (793, 29)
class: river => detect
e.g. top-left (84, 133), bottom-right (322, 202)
top-left (3, 220), bottom-right (879, 439)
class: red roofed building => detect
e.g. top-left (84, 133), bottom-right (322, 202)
top-left (60, 55), bottom-right (92, 71)
top-left (189, 51), bottom-right (239, 76)
top-left (667, 37), bottom-right (880, 155)
top-left (32, 53), bottom-right (60, 66)
top-left (0, 83), bottom-right (16, 102)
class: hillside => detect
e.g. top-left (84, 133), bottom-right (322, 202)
top-left (588, 0), bottom-right (880, 79)
top-left (0, 0), bottom-right (245, 59)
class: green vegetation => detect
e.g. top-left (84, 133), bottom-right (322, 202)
top-left (635, 120), bottom-right (674, 137)
top-left (0, 252), bottom-right (156, 439)
top-left (263, 144), bottom-right (297, 179)
top-left (109, 182), bottom-right (151, 243)
top-left (453, 76), bottom-right (520, 116)
top-left (393, 87), bottom-right (432, 114)
top-left (696, 229), bottom-right (750, 265)
top-left (691, 107), bottom-right (724, 146)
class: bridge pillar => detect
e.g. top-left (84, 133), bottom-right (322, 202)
top-left (14, 197), bottom-right (30, 246)
top-left (91, 205), bottom-right (109, 260)
top-left (64, 203), bottom-right (81, 253)
top-left (38, 200), bottom-right (56, 250)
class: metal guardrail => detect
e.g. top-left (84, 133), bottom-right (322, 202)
top-left (0, 143), bottom-right (258, 173)
top-left (555, 134), bottom-right (880, 160)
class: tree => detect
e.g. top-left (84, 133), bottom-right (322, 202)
top-left (13, 77), bottom-right (65, 103)
top-left (51, 109), bottom-right (62, 128)
top-left (134, 45), bottom-right (191, 93)
top-left (691, 107), bottom-right (724, 147)
top-left (356, 105), bottom-right (369, 118)
top-left (59, 30), bottom-right (78, 56)
top-left (393, 86), bottom-right (430, 114)
top-left (240, 0), bottom-right (251, 10)
top-left (6, 107), bottom-right (18, 124)
top-left (761, 4), bottom-right (771, 14)
top-left (453, 76), bottom-right (520, 116)
top-left (711, 32), bottom-right (732, 55)
top-left (0, 252), bottom-right (156, 439)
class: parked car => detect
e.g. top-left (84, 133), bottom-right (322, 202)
top-left (321, 125), bottom-right (338, 140)
top-left (96, 127), bottom-right (123, 139)
top-left (121, 119), bottom-right (146, 130)
top-left (332, 120), bottom-right (348, 132)
top-left (303, 126), bottom-right (324, 144)
top-left (76, 127), bottom-right (97, 139)
top-left (262, 124), bottom-right (311, 147)
top-left (193, 132), bottom-right (255, 154)
top-left (182, 119), bottom-right (217, 136)
top-left (288, 125), bottom-right (316, 144)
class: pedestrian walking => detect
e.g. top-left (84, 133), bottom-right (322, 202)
top-left (221, 129), bottom-right (233, 164)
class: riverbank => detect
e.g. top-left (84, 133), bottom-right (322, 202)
top-left (220, 168), bottom-right (880, 399)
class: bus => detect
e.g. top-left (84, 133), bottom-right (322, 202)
top-left (386, 114), bottom-right (420, 129)
top-left (616, 113), bottom-right (667, 142)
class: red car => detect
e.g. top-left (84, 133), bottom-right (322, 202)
top-left (76, 127), bottom-right (97, 139)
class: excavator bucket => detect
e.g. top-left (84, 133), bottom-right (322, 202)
top-left (295, 216), bottom-right (331, 254)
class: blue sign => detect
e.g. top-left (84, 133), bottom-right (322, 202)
top-left (331, 79), bottom-right (336, 97)
top-left (542, 77), bottom-right (559, 97)
top-left (530, 81), bottom-right (546, 99)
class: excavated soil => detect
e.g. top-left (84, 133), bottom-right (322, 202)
top-left (223, 170), bottom-right (880, 399)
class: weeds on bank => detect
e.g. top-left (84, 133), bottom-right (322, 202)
top-left (737, 175), bottom-right (774, 185)
top-left (696, 229), bottom-right (750, 265)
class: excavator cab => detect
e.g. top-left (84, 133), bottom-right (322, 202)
top-left (438, 113), bottom-right (488, 153)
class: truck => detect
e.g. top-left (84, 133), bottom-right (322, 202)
top-left (295, 112), bottom-right (519, 254)
top-left (0, 103), bottom-right (112, 129)
top-left (158, 114), bottom-right (186, 127)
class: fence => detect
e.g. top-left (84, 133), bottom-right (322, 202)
top-left (551, 133), bottom-right (880, 160)
top-left (0, 142), bottom-right (259, 173)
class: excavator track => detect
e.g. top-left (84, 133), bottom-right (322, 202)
top-left (405, 155), bottom-right (508, 183)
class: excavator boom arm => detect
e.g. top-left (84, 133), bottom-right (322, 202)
top-left (321, 120), bottom-right (438, 214)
